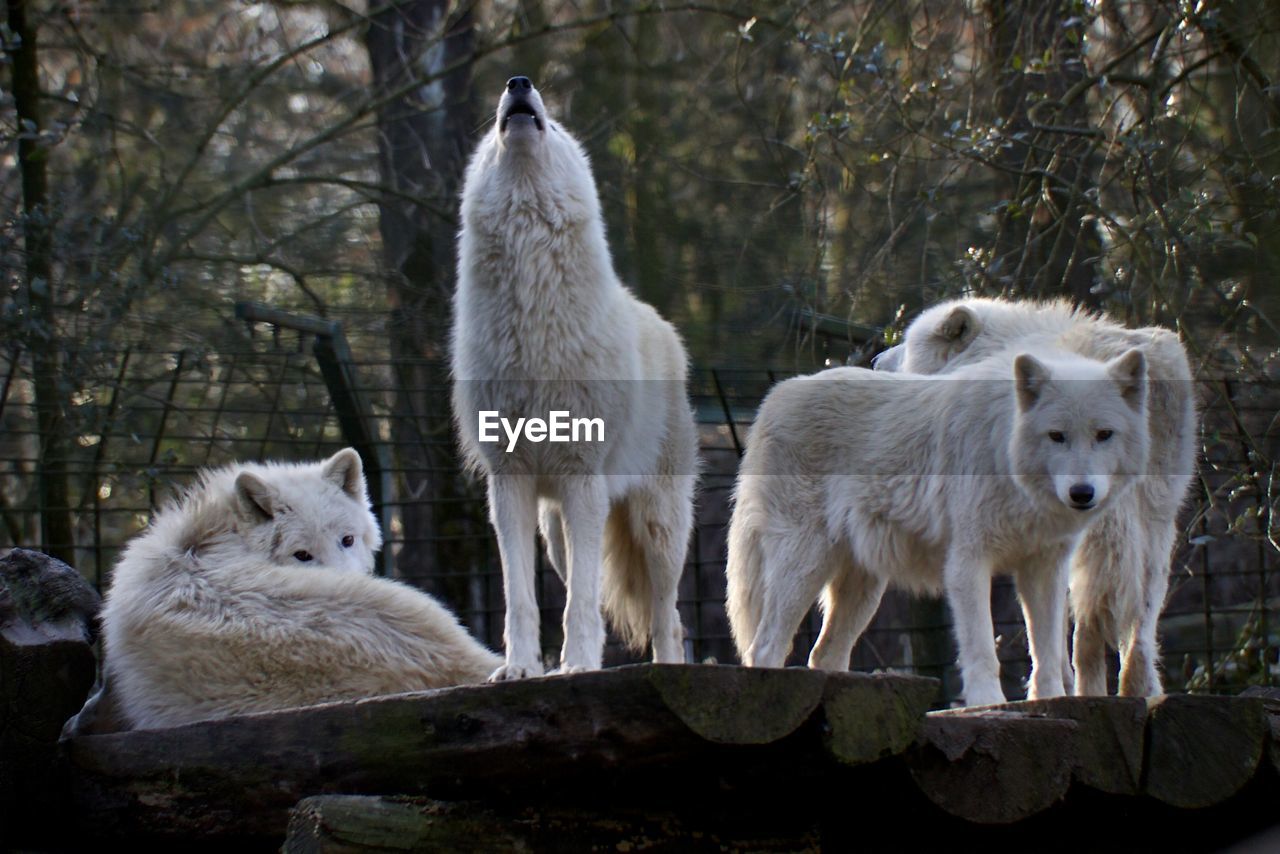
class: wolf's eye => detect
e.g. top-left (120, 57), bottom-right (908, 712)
top-left (1048, 431), bottom-right (1066, 444)
top-left (293, 550), bottom-right (313, 562)
top-left (341, 535), bottom-right (355, 548)
top-left (1096, 429), bottom-right (1113, 442)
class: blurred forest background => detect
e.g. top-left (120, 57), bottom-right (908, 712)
top-left (2, 0), bottom-right (1278, 696)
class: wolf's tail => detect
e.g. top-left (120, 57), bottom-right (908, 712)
top-left (725, 482), bottom-right (765, 664)
top-left (601, 502), bottom-right (654, 653)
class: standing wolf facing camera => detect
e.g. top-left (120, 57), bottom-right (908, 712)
top-left (727, 347), bottom-right (1150, 707)
top-left (451, 77), bottom-right (697, 680)
top-left (875, 299), bottom-right (1197, 696)
top-left (98, 449), bottom-right (500, 730)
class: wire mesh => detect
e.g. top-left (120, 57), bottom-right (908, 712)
top-left (0, 319), bottom-right (1275, 700)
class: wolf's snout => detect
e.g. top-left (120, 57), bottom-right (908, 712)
top-left (499, 77), bottom-right (544, 135)
top-left (1068, 483), bottom-right (1095, 508)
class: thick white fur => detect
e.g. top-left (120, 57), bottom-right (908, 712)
top-left (100, 449), bottom-right (501, 730)
top-left (876, 298), bottom-right (1197, 696)
top-left (452, 81), bottom-right (697, 679)
top-left (727, 350), bottom-right (1150, 706)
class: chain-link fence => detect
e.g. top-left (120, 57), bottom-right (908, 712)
top-left (0, 306), bottom-right (1275, 701)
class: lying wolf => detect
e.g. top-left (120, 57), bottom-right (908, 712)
top-left (452, 77), bottom-right (697, 679)
top-left (98, 449), bottom-right (499, 730)
top-left (727, 348), bottom-right (1150, 706)
top-left (875, 298), bottom-right (1196, 696)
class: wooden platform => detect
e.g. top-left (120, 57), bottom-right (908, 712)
top-left (9, 548), bottom-right (1277, 849)
top-left (56, 665), bottom-right (1280, 850)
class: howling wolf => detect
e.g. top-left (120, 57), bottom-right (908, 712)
top-left (727, 348), bottom-right (1150, 707)
top-left (452, 77), bottom-right (697, 679)
top-left (99, 449), bottom-right (500, 730)
top-left (875, 298), bottom-right (1197, 696)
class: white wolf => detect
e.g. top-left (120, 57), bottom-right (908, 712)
top-left (99, 449), bottom-right (500, 730)
top-left (451, 77), bottom-right (697, 680)
top-left (726, 349), bottom-right (1150, 706)
top-left (875, 298), bottom-right (1196, 696)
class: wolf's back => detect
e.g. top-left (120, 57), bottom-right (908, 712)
top-left (104, 550), bottom-right (502, 729)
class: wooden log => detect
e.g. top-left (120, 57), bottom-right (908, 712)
top-left (61, 664), bottom-right (836, 841)
top-left (0, 549), bottom-right (99, 847)
top-left (820, 672), bottom-right (939, 765)
top-left (284, 796), bottom-right (527, 853)
top-left (1271, 714), bottom-right (1280, 780)
top-left (1143, 694), bottom-right (1267, 809)
top-left (908, 710), bottom-right (1078, 824)
top-left (1005, 697), bottom-right (1147, 795)
top-left (643, 664), bottom-right (827, 744)
top-left (1241, 687), bottom-right (1280, 778)
top-left (284, 795), bottom-right (820, 853)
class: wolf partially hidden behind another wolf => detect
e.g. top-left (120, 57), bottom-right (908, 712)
top-left (90, 449), bottom-right (499, 731)
top-left (875, 299), bottom-right (1197, 697)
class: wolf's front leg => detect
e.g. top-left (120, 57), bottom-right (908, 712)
top-left (1015, 543), bottom-right (1071, 700)
top-left (944, 548), bottom-right (1005, 707)
top-left (488, 475), bottom-right (543, 681)
top-left (558, 476), bottom-right (608, 673)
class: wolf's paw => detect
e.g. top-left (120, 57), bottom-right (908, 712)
top-left (962, 687), bottom-right (1008, 708)
top-left (1026, 681), bottom-right (1066, 701)
top-left (1118, 666), bottom-right (1162, 697)
top-left (488, 661), bottom-right (543, 682)
top-left (1026, 668), bottom-right (1066, 700)
top-left (552, 663), bottom-right (598, 676)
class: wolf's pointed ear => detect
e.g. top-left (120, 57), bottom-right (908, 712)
top-left (234, 472), bottom-right (277, 523)
top-left (936, 304), bottom-right (980, 350)
top-left (1108, 348), bottom-right (1148, 411)
top-left (323, 448), bottom-right (365, 499)
top-left (1014, 353), bottom-right (1050, 411)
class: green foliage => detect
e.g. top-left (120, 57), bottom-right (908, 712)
top-left (5, 1), bottom-right (1272, 366)
top-left (1183, 605), bottom-right (1280, 692)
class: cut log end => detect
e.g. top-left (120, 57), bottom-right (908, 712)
top-left (909, 710), bottom-right (1078, 824)
top-left (1144, 694), bottom-right (1267, 809)
top-left (821, 672), bottom-right (939, 765)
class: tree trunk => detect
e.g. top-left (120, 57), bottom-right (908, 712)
top-left (363, 2), bottom-right (478, 615)
top-left (7, 0), bottom-right (75, 563)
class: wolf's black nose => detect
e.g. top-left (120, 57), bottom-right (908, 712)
top-left (1069, 483), bottom-right (1095, 505)
top-left (507, 76), bottom-right (533, 93)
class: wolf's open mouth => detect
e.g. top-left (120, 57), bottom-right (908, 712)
top-left (501, 101), bottom-right (543, 132)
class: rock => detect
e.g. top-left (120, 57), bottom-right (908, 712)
top-left (0, 548), bottom-right (100, 846)
top-left (0, 547), bottom-right (99, 643)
